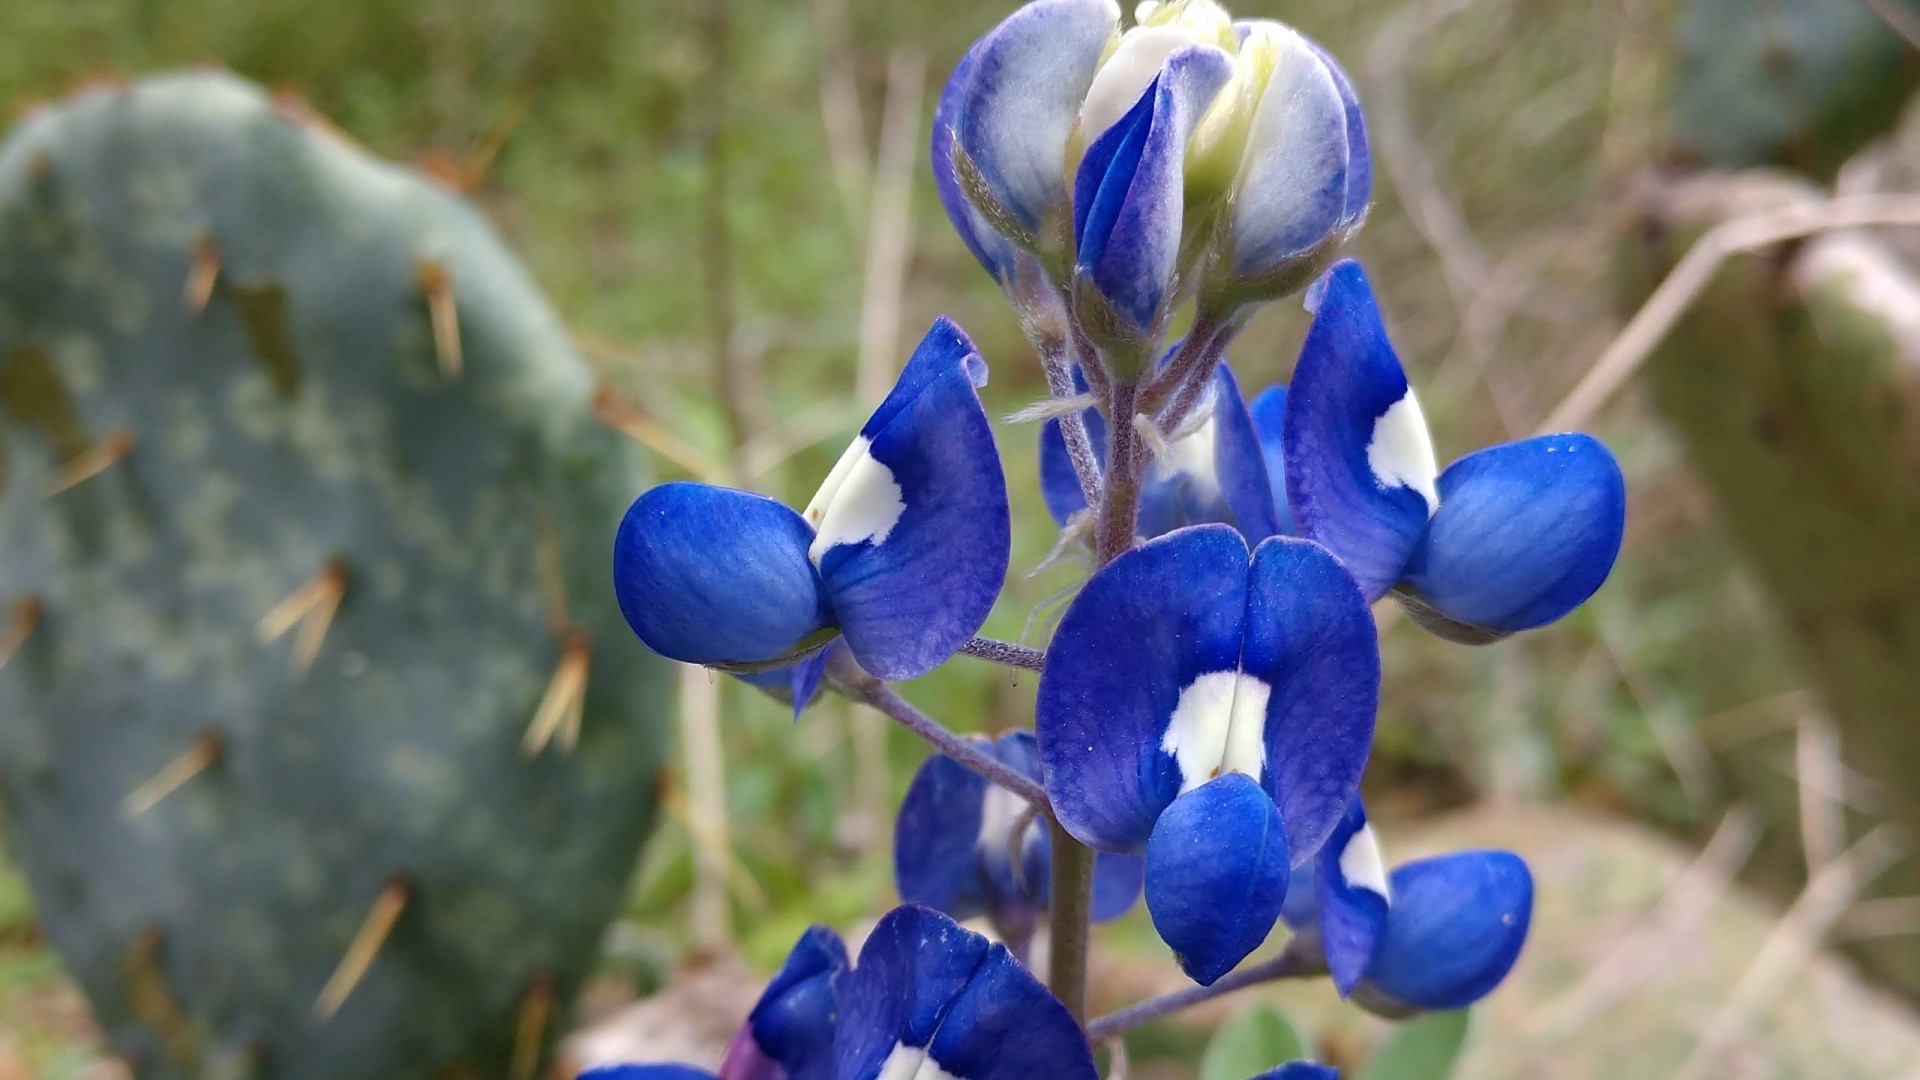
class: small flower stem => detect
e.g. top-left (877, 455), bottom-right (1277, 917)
top-left (1047, 817), bottom-right (1097, 1022)
top-left (1142, 318), bottom-right (1241, 436)
top-left (960, 636), bottom-right (1046, 672)
top-left (1095, 379), bottom-right (1145, 564)
top-left (1037, 332), bottom-right (1105, 509)
top-left (1082, 946), bottom-right (1316, 1042)
top-left (828, 651), bottom-right (1051, 811)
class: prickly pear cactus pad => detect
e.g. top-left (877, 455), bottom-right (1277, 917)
top-left (0, 72), bottom-right (669, 1079)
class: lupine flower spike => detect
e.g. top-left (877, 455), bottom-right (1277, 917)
top-left (1040, 360), bottom-right (1279, 542)
top-left (895, 731), bottom-right (1145, 946)
top-left (1284, 260), bottom-right (1627, 643)
top-left (578, 924), bottom-right (847, 1080)
top-left (1037, 525), bottom-right (1379, 984)
top-left (615, 319), bottom-right (1011, 687)
top-left (1284, 798), bottom-right (1534, 1017)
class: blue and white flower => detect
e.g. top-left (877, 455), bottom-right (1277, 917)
top-left (895, 731), bottom-right (1144, 945)
top-left (1252, 1067), bottom-right (1339, 1080)
top-left (1284, 799), bottom-right (1534, 1016)
top-left (614, 319), bottom-right (1011, 682)
top-left (1040, 361), bottom-right (1280, 542)
top-left (1284, 260), bottom-right (1627, 642)
top-left (1035, 525), bottom-right (1379, 984)
top-left (833, 905), bottom-right (1099, 1080)
top-left (579, 924), bottom-right (847, 1080)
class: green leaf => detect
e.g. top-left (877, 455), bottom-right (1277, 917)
top-left (1199, 1002), bottom-right (1312, 1080)
top-left (1357, 1009), bottom-right (1472, 1080)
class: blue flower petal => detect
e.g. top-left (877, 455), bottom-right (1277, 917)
top-left (1401, 434), bottom-right (1626, 637)
top-left (1250, 1065), bottom-right (1340, 1080)
top-left (895, 737), bottom-right (1004, 927)
top-left (1038, 526), bottom-right (1252, 852)
top-left (1360, 851), bottom-right (1533, 1013)
top-left (834, 906), bottom-right (1096, 1080)
top-left (732, 925), bottom-right (848, 1080)
top-left (733, 647), bottom-right (835, 720)
top-left (934, 37), bottom-right (1022, 282)
top-left (1279, 860), bottom-right (1319, 929)
top-left (834, 906), bottom-right (992, 1080)
top-left (814, 320), bottom-right (1010, 681)
top-left (1304, 36), bottom-right (1371, 229)
top-left (1284, 260), bottom-right (1437, 601)
top-left (572, 1060), bottom-right (718, 1068)
top-left (1074, 47), bottom-right (1235, 330)
top-left (1211, 363), bottom-right (1282, 542)
top-left (1227, 28), bottom-right (1352, 278)
top-left (1242, 537), bottom-right (1379, 865)
top-left (614, 483), bottom-right (834, 671)
top-left (1144, 774), bottom-right (1292, 985)
top-left (1090, 849), bottom-right (1148, 921)
top-left (1315, 800), bottom-right (1390, 996)
top-left (959, 0), bottom-right (1121, 232)
top-left (1248, 384), bottom-right (1297, 535)
top-left (924, 944), bottom-right (1100, 1080)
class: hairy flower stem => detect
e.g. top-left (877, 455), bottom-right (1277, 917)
top-left (829, 653), bottom-right (1051, 810)
top-left (1082, 946), bottom-right (1315, 1041)
top-left (959, 636), bottom-right (1046, 672)
top-left (1094, 379), bottom-right (1145, 564)
top-left (1143, 317), bottom-right (1240, 436)
top-left (1037, 332), bottom-right (1104, 508)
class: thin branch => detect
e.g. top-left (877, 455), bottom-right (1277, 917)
top-left (828, 652), bottom-right (1051, 810)
top-left (1863, 0), bottom-right (1920, 51)
top-left (809, 0), bottom-right (872, 232)
top-left (1084, 947), bottom-right (1315, 1041)
top-left (1538, 194), bottom-right (1920, 434)
top-left (959, 636), bottom-right (1046, 672)
top-left (1673, 824), bottom-right (1906, 1080)
top-left (677, 663), bottom-right (735, 949)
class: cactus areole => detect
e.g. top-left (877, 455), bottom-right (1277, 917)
top-left (0, 72), bottom-right (670, 1079)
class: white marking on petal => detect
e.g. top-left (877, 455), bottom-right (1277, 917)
top-left (1366, 391), bottom-right (1439, 515)
top-left (1338, 823), bottom-right (1391, 901)
top-left (1161, 669), bottom-right (1272, 793)
top-left (804, 436), bottom-right (907, 564)
top-left (1154, 411), bottom-right (1223, 504)
top-left (977, 782), bottom-right (1026, 855)
top-left (876, 1042), bottom-right (963, 1080)
top-left (1079, 26), bottom-right (1196, 143)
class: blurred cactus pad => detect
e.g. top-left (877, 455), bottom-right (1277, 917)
top-left (0, 71), bottom-right (670, 1079)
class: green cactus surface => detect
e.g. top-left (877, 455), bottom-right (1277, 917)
top-left (0, 71), bottom-right (670, 1079)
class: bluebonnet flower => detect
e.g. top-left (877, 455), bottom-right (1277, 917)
top-left (1284, 800), bottom-right (1533, 1016)
top-left (1284, 260), bottom-right (1627, 643)
top-left (1035, 525), bottom-right (1378, 984)
top-left (579, 924), bottom-right (847, 1080)
top-left (1252, 1067), bottom-right (1339, 1080)
top-left (583, 907), bottom-right (1097, 1080)
top-left (834, 905), bottom-right (1098, 1080)
top-left (1039, 361), bottom-right (1279, 541)
top-left (895, 731), bottom-right (1144, 945)
top-left (614, 319), bottom-right (1010, 682)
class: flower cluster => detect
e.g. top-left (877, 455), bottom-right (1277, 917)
top-left (603, 0), bottom-right (1626, 1076)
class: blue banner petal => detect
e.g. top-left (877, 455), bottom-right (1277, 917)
top-left (1361, 850), bottom-right (1533, 1013)
top-left (894, 739), bottom-right (996, 924)
top-left (1038, 525), bottom-right (1252, 852)
top-left (1315, 800), bottom-right (1390, 995)
top-left (577, 1067), bottom-right (714, 1080)
top-left (1402, 433), bottom-right (1626, 636)
top-left (1248, 384), bottom-right (1297, 535)
top-left (815, 320), bottom-right (1010, 680)
top-left (924, 946), bottom-right (1100, 1080)
top-left (1284, 260), bottom-right (1437, 601)
top-left (1211, 363), bottom-right (1282, 541)
top-left (1144, 774), bottom-right (1292, 985)
top-left (614, 482), bottom-right (834, 670)
top-left (1242, 537), bottom-right (1379, 865)
top-left (959, 0), bottom-right (1120, 231)
top-left (1074, 46), bottom-right (1234, 330)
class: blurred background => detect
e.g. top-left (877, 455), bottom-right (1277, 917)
top-left (2, 0), bottom-right (1919, 1077)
